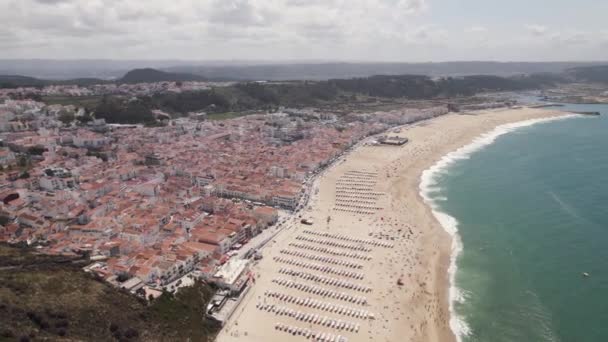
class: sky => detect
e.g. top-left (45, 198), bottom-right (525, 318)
top-left (1, 0), bottom-right (608, 62)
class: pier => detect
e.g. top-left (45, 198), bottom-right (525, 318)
top-left (573, 111), bottom-right (601, 116)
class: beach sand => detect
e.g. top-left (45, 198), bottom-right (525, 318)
top-left (215, 107), bottom-right (564, 342)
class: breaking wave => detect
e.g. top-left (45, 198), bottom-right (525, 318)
top-left (418, 114), bottom-right (579, 341)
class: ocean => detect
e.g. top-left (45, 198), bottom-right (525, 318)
top-left (421, 101), bottom-right (608, 342)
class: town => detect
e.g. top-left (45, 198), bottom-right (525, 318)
top-left (0, 92), bottom-right (449, 307)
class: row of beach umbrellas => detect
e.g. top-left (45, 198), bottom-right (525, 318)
top-left (264, 290), bottom-right (375, 320)
top-left (273, 256), bottom-right (365, 280)
top-left (274, 323), bottom-right (349, 342)
top-left (334, 204), bottom-right (382, 211)
top-left (333, 208), bottom-right (376, 215)
top-left (335, 199), bottom-right (378, 205)
top-left (335, 190), bottom-right (383, 196)
top-left (278, 268), bottom-right (372, 293)
top-left (336, 180), bottom-right (376, 186)
top-left (343, 172), bottom-right (377, 176)
top-left (334, 195), bottom-right (378, 201)
top-left (272, 278), bottom-right (368, 305)
top-left (257, 304), bottom-right (360, 333)
top-left (303, 230), bottom-right (394, 248)
top-left (295, 236), bottom-right (372, 253)
top-left (335, 187), bottom-right (375, 192)
top-left (289, 242), bottom-right (372, 261)
top-left (279, 249), bottom-right (364, 269)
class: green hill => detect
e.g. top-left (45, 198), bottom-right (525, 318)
top-left (119, 68), bottom-right (206, 84)
top-left (0, 75), bottom-right (108, 89)
top-left (0, 75), bottom-right (48, 88)
top-left (566, 65), bottom-right (608, 83)
top-left (0, 244), bottom-right (219, 341)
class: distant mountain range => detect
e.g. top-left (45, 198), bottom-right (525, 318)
top-left (565, 65), bottom-right (608, 84)
top-left (167, 61), bottom-right (608, 81)
top-left (0, 68), bottom-right (206, 88)
top-left (2, 63), bottom-right (608, 89)
top-left (1, 59), bottom-right (608, 81)
top-left (0, 75), bottom-right (110, 88)
top-left (119, 68), bottom-right (206, 83)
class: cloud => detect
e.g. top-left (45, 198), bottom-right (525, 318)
top-left (465, 26), bottom-right (487, 34)
top-left (525, 24), bottom-right (549, 36)
top-left (549, 30), bottom-right (591, 45)
top-left (0, 0), bottom-right (606, 61)
top-left (209, 0), bottom-right (277, 27)
top-left (397, 0), bottom-right (428, 14)
top-left (523, 24), bottom-right (593, 47)
top-left (32, 0), bottom-right (71, 4)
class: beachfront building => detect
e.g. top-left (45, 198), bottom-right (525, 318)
top-left (271, 189), bottom-right (301, 210)
top-left (211, 258), bottom-right (251, 294)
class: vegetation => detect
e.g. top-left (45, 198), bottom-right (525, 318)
top-left (0, 68), bottom-right (202, 89)
top-left (94, 96), bottom-right (155, 124)
top-left (42, 95), bottom-right (104, 109)
top-left (7, 70), bottom-right (570, 124)
top-left (148, 285), bottom-right (219, 341)
top-left (143, 73), bottom-right (558, 116)
top-left (57, 112), bottom-right (75, 125)
top-left (0, 76), bottom-right (107, 89)
top-left (118, 68), bottom-right (206, 84)
top-left (566, 65), bottom-right (608, 83)
top-left (0, 244), bottom-right (219, 341)
top-left (207, 112), bottom-right (253, 121)
top-left (0, 75), bottom-right (46, 89)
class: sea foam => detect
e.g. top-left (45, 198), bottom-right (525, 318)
top-left (418, 114), bottom-right (580, 341)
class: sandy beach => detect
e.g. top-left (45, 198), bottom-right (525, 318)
top-left (215, 107), bottom-right (565, 342)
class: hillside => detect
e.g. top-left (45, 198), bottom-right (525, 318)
top-left (0, 67), bottom-right (205, 88)
top-left (118, 68), bottom-right (206, 84)
top-left (0, 75), bottom-right (48, 88)
top-left (0, 244), bottom-right (219, 341)
top-left (167, 61), bottom-right (608, 81)
top-left (141, 73), bottom-right (561, 116)
top-left (0, 75), bottom-right (108, 88)
top-left (566, 65), bottom-right (608, 83)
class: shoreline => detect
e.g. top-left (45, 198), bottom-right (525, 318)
top-left (216, 107), bottom-right (568, 342)
top-left (419, 113), bottom-right (581, 342)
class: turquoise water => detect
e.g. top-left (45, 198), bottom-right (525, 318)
top-left (429, 102), bottom-right (608, 342)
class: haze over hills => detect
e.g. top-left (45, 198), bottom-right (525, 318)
top-left (3, 63), bottom-right (608, 91)
top-left (1, 60), bottom-right (608, 81)
top-left (168, 61), bottom-right (608, 81)
top-left (119, 68), bottom-right (206, 84)
top-left (565, 65), bottom-right (608, 84)
top-left (0, 68), bottom-right (206, 88)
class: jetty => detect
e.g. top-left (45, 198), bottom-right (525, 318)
top-left (573, 111), bottom-right (601, 116)
top-left (529, 103), bottom-right (565, 108)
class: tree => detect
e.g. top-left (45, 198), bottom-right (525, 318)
top-left (94, 97), bottom-right (155, 124)
top-left (124, 328), bottom-right (139, 339)
top-left (27, 146), bottom-right (46, 156)
top-left (77, 111), bottom-right (93, 124)
top-left (58, 112), bottom-right (75, 125)
top-left (17, 155), bottom-right (29, 167)
top-left (0, 216), bottom-right (11, 226)
top-left (116, 273), bottom-right (131, 282)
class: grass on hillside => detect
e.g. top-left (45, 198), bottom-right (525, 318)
top-left (207, 112), bottom-right (254, 121)
top-left (41, 95), bottom-right (103, 109)
top-left (0, 244), bottom-right (219, 342)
